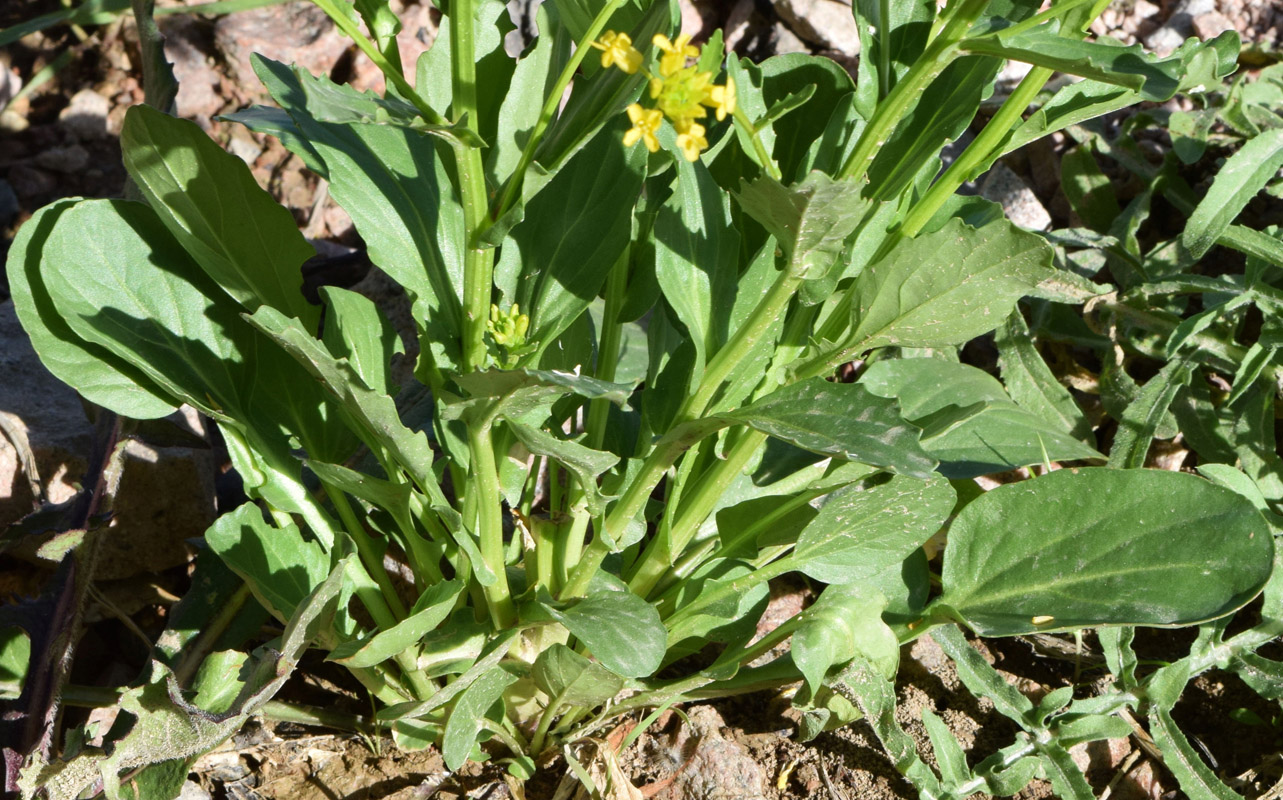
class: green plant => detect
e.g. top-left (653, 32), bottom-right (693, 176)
top-left (4, 0), bottom-right (1281, 797)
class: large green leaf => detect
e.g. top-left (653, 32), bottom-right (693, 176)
top-left (933, 468), bottom-right (1275, 636)
top-left (733, 171), bottom-right (866, 280)
top-left (532, 643), bottom-right (624, 708)
top-left (204, 503), bottom-right (330, 623)
top-left (329, 579), bottom-right (464, 668)
top-left (31, 199), bottom-right (352, 467)
top-left (245, 306), bottom-right (440, 499)
top-left (789, 474), bottom-right (955, 584)
top-left (320, 286), bottom-right (404, 396)
top-left (792, 583), bottom-right (898, 694)
top-left (848, 218), bottom-right (1054, 351)
top-left (6, 199), bottom-right (178, 419)
top-left (506, 422), bottom-right (619, 516)
top-left (441, 666), bottom-right (518, 770)
top-left (121, 104), bottom-right (318, 329)
top-left (1183, 129), bottom-right (1283, 258)
top-left (654, 154), bottom-right (739, 383)
top-left (252, 57), bottom-right (466, 366)
top-left (498, 123), bottom-right (646, 352)
top-left (535, 590), bottom-right (664, 678)
top-left (917, 401), bottom-right (1103, 478)
top-left (723, 377), bottom-right (936, 478)
top-left (962, 27), bottom-right (1219, 102)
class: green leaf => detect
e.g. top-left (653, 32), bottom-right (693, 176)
top-left (995, 311), bottom-right (1093, 443)
top-left (848, 218), bottom-right (1054, 351)
top-left (536, 590), bottom-right (664, 678)
top-left (1060, 145), bottom-right (1121, 233)
top-left (488, 3), bottom-right (568, 186)
top-left (1038, 743), bottom-right (1095, 800)
top-left (329, 579), bottom-right (464, 668)
top-left (245, 307), bottom-right (441, 503)
top-left (253, 57), bottom-right (466, 366)
top-left (30, 199), bottom-right (352, 469)
top-left (452, 367), bottom-right (633, 424)
top-left (733, 171), bottom-right (867, 280)
top-left (500, 123), bottom-right (646, 350)
top-left (441, 665), bottom-right (518, 770)
top-left (506, 422), bottom-right (619, 516)
top-left (921, 710), bottom-right (970, 788)
top-left (6, 199), bottom-right (178, 419)
top-left (532, 643), bottom-right (625, 708)
top-left (933, 468), bottom-right (1275, 636)
top-left (963, 28), bottom-right (1213, 102)
top-left (791, 475), bottom-right (955, 585)
top-left (723, 378), bottom-right (936, 478)
top-left (1107, 356), bottom-right (1193, 470)
top-left (121, 104), bottom-right (318, 329)
top-left (792, 584), bottom-right (897, 695)
top-left (861, 359), bottom-right (1102, 477)
top-left (320, 286), bottom-right (404, 396)
top-left (205, 503), bottom-right (329, 624)
top-left (1183, 129), bottom-right (1283, 258)
top-left (654, 155), bottom-right (740, 383)
top-left (1149, 707), bottom-right (1242, 800)
top-left (931, 625), bottom-right (1033, 724)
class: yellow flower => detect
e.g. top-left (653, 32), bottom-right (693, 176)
top-left (651, 66), bottom-right (712, 132)
top-left (623, 103), bottom-right (663, 153)
top-left (703, 76), bottom-right (736, 122)
top-left (591, 31), bottom-right (643, 74)
top-left (675, 122), bottom-right (708, 162)
top-left (652, 33), bottom-right (699, 77)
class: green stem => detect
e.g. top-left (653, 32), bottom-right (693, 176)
top-left (837, 0), bottom-right (989, 184)
top-left (468, 423), bottom-right (517, 627)
top-left (528, 693), bottom-right (565, 756)
top-left (486, 0), bottom-right (629, 229)
top-left (732, 105), bottom-right (782, 182)
top-left (325, 483), bottom-right (408, 621)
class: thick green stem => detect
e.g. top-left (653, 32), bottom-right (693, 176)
top-left (468, 423), bottom-right (516, 627)
top-left (837, 0), bottom-right (989, 183)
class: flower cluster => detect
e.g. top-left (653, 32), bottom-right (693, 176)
top-left (591, 32), bottom-right (736, 162)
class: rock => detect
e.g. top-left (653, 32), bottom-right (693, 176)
top-left (178, 781), bottom-right (212, 800)
top-left (1192, 10), bottom-right (1234, 40)
top-left (348, 1), bottom-right (442, 94)
top-left (0, 301), bottom-right (216, 579)
top-left (34, 145), bottom-right (90, 174)
top-left (58, 89), bottom-right (111, 140)
top-left (981, 162), bottom-right (1051, 232)
top-left (214, 1), bottom-right (351, 89)
top-left (772, 0), bottom-right (860, 55)
top-left (1143, 0), bottom-right (1216, 55)
top-left (6, 165), bottom-right (55, 199)
top-left (772, 21), bottom-right (811, 56)
top-left (161, 15), bottom-right (225, 123)
top-left (663, 706), bottom-right (768, 800)
top-left (0, 64), bottom-right (21, 109)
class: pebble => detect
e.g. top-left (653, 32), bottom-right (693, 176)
top-left (34, 144), bottom-right (90, 174)
top-left (772, 0), bottom-right (860, 55)
top-left (58, 89), bottom-right (111, 140)
top-left (981, 162), bottom-right (1052, 232)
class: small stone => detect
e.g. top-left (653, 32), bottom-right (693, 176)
top-left (0, 66), bottom-right (21, 109)
top-left (0, 109), bottom-right (29, 132)
top-left (178, 781), bottom-right (212, 800)
top-left (163, 16), bottom-right (224, 122)
top-left (6, 165), bottom-right (55, 199)
top-left (772, 21), bottom-right (811, 55)
top-left (1192, 10), bottom-right (1234, 40)
top-left (981, 162), bottom-right (1051, 232)
top-left (35, 145), bottom-right (90, 174)
top-left (58, 89), bottom-right (111, 140)
top-left (772, 0), bottom-right (860, 54)
top-left (215, 2), bottom-right (350, 90)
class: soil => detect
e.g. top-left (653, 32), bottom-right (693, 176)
top-left (2, 0), bottom-right (1282, 798)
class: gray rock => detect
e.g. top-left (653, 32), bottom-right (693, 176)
top-left (667, 706), bottom-right (768, 800)
top-left (773, 0), bottom-right (860, 55)
top-left (58, 89), bottom-right (111, 140)
top-left (0, 179), bottom-right (18, 227)
top-left (0, 300), bottom-right (216, 578)
top-left (7, 165), bottom-right (56, 199)
top-left (178, 781), bottom-right (212, 800)
top-left (981, 162), bottom-right (1051, 232)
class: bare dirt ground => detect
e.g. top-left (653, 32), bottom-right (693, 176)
top-left (2, 0), bottom-right (1283, 798)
